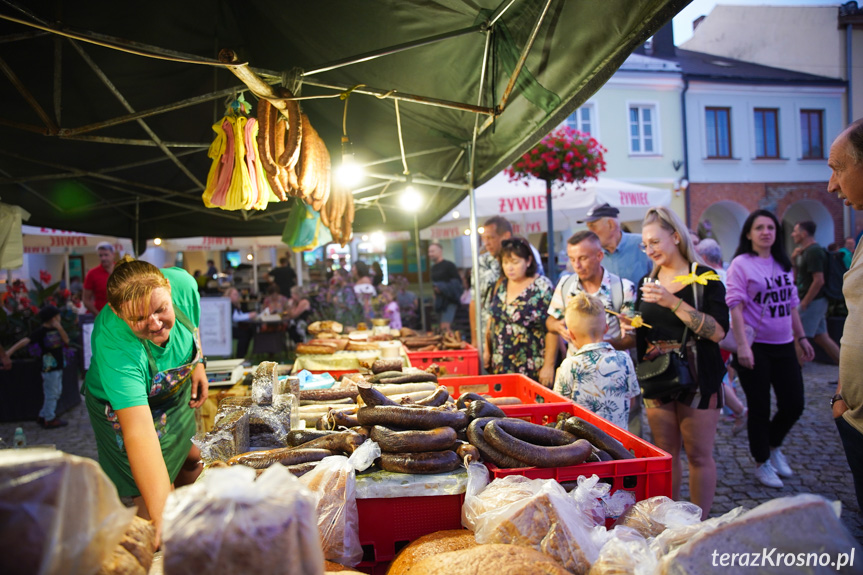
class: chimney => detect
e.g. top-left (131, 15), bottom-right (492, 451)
top-left (693, 15), bottom-right (706, 33)
top-left (651, 21), bottom-right (675, 56)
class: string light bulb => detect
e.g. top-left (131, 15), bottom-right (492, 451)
top-left (400, 176), bottom-right (422, 212)
top-left (337, 135), bottom-right (364, 186)
top-left (153, 238), bottom-right (162, 246)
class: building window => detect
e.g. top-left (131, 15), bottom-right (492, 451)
top-left (563, 105), bottom-right (593, 135)
top-left (706, 107), bottom-right (732, 158)
top-left (801, 109), bottom-right (824, 159)
top-left (754, 108), bottom-right (779, 158)
top-left (629, 105), bottom-right (655, 154)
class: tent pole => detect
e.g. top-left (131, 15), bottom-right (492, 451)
top-left (64, 249), bottom-right (70, 293)
top-left (468, 26), bottom-right (491, 367)
top-left (545, 179), bottom-right (556, 284)
top-left (414, 214), bottom-right (426, 332)
top-left (295, 251), bottom-right (303, 288)
top-left (252, 245), bottom-right (258, 296)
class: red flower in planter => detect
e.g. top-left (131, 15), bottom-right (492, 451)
top-left (39, 270), bottom-right (52, 284)
top-left (505, 126), bottom-right (607, 189)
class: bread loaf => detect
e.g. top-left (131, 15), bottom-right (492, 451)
top-left (346, 341), bottom-right (379, 352)
top-left (297, 343), bottom-right (339, 355)
top-left (386, 530), bottom-right (478, 575)
top-left (406, 544), bottom-right (570, 575)
top-left (324, 560), bottom-right (365, 574)
top-left (309, 321), bottom-right (344, 334)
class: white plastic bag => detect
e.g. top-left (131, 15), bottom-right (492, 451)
top-left (162, 464), bottom-right (323, 575)
top-left (569, 475), bottom-right (611, 527)
top-left (474, 478), bottom-right (600, 574)
top-left (0, 448), bottom-right (136, 575)
top-left (460, 460), bottom-right (490, 530)
top-left (588, 527), bottom-right (656, 575)
top-left (612, 495), bottom-right (702, 538)
top-left (299, 439), bottom-right (380, 566)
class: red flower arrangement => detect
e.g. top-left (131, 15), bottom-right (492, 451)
top-left (504, 126), bottom-right (607, 188)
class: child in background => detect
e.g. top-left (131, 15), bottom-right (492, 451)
top-left (553, 293), bottom-right (639, 429)
top-left (6, 305), bottom-right (70, 428)
top-left (379, 285), bottom-right (402, 330)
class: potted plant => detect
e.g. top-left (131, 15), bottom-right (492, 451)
top-left (504, 126), bottom-right (606, 281)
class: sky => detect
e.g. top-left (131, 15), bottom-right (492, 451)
top-left (673, 0), bottom-right (844, 45)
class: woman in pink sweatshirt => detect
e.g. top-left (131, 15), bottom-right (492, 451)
top-left (725, 209), bottom-right (815, 489)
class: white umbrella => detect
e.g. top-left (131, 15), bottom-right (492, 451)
top-left (423, 172), bottom-right (670, 240)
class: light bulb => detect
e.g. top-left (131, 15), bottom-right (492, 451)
top-left (246, 254), bottom-right (254, 261)
top-left (153, 238), bottom-right (162, 246)
top-left (464, 228), bottom-right (471, 235)
top-left (477, 226), bottom-right (485, 234)
top-left (400, 185), bottom-right (422, 212)
top-left (452, 210), bottom-right (460, 219)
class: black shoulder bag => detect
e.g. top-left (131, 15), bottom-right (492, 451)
top-left (635, 267), bottom-right (701, 400)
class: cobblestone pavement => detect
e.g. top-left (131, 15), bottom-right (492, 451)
top-left (2, 361), bottom-right (860, 542)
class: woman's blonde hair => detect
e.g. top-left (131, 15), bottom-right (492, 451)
top-left (642, 207), bottom-right (704, 276)
top-left (106, 256), bottom-right (170, 320)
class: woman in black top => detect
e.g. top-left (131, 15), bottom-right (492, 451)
top-left (627, 207), bottom-right (728, 520)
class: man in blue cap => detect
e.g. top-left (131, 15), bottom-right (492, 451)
top-left (578, 203), bottom-right (652, 286)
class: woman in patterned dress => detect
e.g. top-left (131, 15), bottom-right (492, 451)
top-left (483, 236), bottom-right (556, 385)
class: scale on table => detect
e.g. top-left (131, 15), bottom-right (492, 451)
top-left (205, 358), bottom-right (246, 387)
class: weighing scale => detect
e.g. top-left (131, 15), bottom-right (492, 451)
top-left (205, 358), bottom-right (246, 387)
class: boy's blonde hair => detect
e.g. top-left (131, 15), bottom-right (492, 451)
top-left (564, 292), bottom-right (605, 339)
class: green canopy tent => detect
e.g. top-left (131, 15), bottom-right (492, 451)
top-left (0, 0), bottom-right (688, 243)
top-left (0, 0), bottom-right (689, 347)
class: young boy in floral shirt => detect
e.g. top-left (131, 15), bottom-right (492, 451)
top-left (553, 293), bottom-right (639, 429)
top-left (6, 305), bottom-right (69, 428)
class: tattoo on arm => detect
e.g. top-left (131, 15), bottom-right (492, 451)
top-left (685, 309), bottom-right (717, 339)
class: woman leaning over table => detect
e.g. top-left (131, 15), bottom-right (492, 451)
top-left (84, 258), bottom-right (207, 544)
top-left (726, 209), bottom-right (814, 489)
top-left (626, 207), bottom-right (728, 519)
top-left (483, 236), bottom-right (556, 386)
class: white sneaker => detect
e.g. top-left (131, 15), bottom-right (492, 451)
top-left (769, 448), bottom-right (793, 478)
top-left (755, 460), bottom-right (784, 488)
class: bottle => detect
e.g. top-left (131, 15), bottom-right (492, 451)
top-left (13, 427), bottom-right (26, 448)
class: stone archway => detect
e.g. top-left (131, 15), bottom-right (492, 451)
top-left (699, 200), bottom-right (751, 263)
top-left (782, 199), bottom-right (835, 251)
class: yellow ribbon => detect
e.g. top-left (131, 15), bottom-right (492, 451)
top-left (673, 270), bottom-right (722, 286)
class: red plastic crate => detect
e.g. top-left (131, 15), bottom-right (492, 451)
top-left (441, 373), bottom-right (573, 406)
top-left (355, 494), bottom-right (465, 573)
top-left (489, 402), bottom-right (672, 513)
top-left (407, 344), bottom-right (479, 376)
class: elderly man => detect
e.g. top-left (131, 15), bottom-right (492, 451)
top-left (83, 241), bottom-right (116, 314)
top-left (829, 118), bottom-right (863, 510)
top-left (578, 203), bottom-right (652, 286)
top-left (469, 215), bottom-right (544, 345)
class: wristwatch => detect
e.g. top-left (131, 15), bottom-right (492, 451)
top-left (831, 393), bottom-right (844, 407)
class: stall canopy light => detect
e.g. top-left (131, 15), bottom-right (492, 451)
top-left (477, 226), bottom-right (485, 234)
top-left (153, 238), bottom-right (162, 246)
top-left (400, 184), bottom-right (422, 212)
top-left (452, 210), bottom-right (460, 219)
top-left (464, 228), bottom-right (471, 236)
top-left (337, 135), bottom-right (364, 186)
top-left (246, 253), bottom-right (254, 261)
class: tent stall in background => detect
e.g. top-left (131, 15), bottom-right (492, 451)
top-left (423, 172), bottom-right (670, 240)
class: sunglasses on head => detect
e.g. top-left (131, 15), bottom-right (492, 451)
top-left (501, 238), bottom-right (529, 249)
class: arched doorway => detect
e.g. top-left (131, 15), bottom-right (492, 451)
top-left (699, 201), bottom-right (750, 263)
top-left (782, 200), bottom-right (835, 253)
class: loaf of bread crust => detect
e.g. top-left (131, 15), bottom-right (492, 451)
top-left (406, 544), bottom-right (570, 575)
top-left (387, 530), bottom-right (478, 575)
top-left (346, 341), bottom-right (379, 352)
top-left (324, 560), bottom-right (365, 574)
top-left (296, 343), bottom-right (339, 355)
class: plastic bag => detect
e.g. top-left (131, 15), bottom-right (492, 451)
top-left (251, 361), bottom-right (279, 405)
top-left (569, 475), bottom-right (611, 527)
top-left (296, 369), bottom-right (336, 390)
top-left (651, 506), bottom-right (746, 557)
top-left (0, 448), bottom-right (136, 575)
top-left (299, 440), bottom-right (380, 566)
top-left (588, 527), bottom-right (656, 575)
top-left (600, 489), bottom-right (636, 522)
top-left (474, 478), bottom-right (600, 574)
top-left (460, 460), bottom-right (490, 530)
top-left (162, 464), bottom-right (322, 575)
top-left (612, 495), bottom-right (702, 538)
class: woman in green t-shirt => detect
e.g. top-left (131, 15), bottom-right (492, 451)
top-left (84, 259), bottom-right (208, 543)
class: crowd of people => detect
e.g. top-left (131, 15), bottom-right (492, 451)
top-left (2, 120), bottom-right (861, 541)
